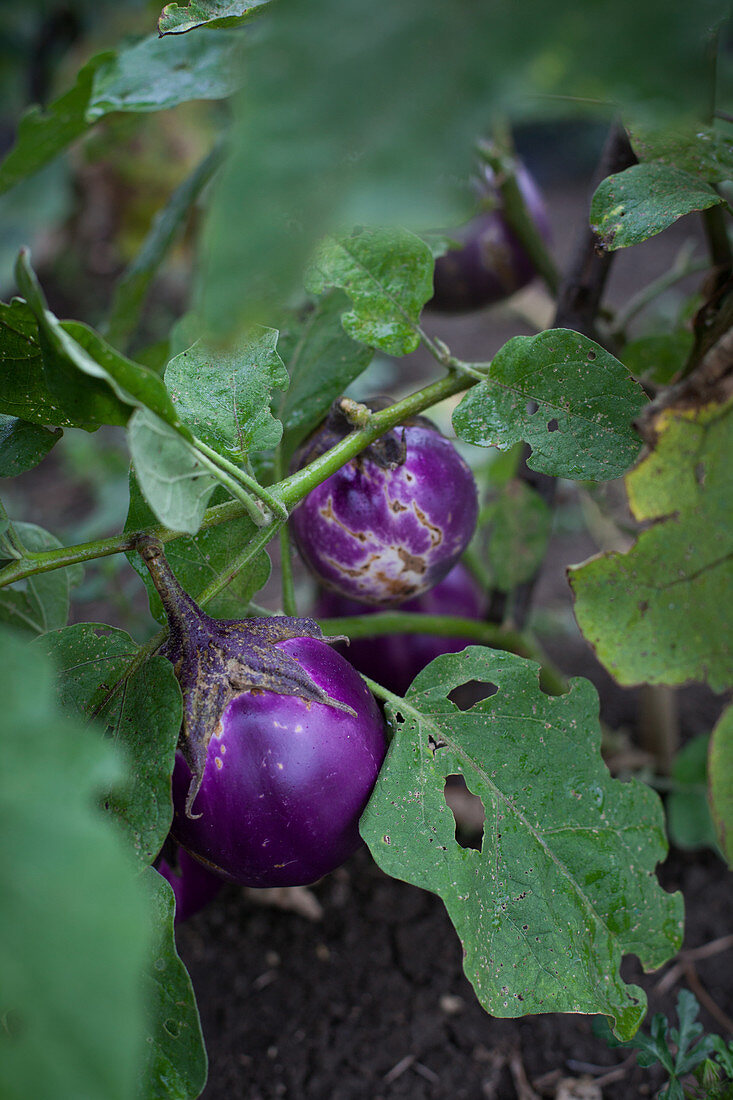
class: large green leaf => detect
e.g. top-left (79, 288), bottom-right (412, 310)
top-left (87, 30), bottom-right (241, 121)
top-left (0, 628), bottom-right (149, 1100)
top-left (30, 625), bottom-right (182, 868)
top-left (710, 704), bottom-right (733, 869)
top-left (0, 416), bottom-right (61, 476)
top-left (275, 291), bottom-right (373, 464)
top-left (0, 299), bottom-right (90, 429)
top-left (140, 869), bottom-right (208, 1099)
top-left (0, 52), bottom-right (113, 197)
top-left (125, 473), bottom-right (271, 621)
top-left (630, 124), bottom-right (733, 184)
top-left (164, 328), bottom-right (287, 458)
top-left (570, 396), bottom-right (733, 692)
top-left (16, 253), bottom-right (189, 434)
top-left (361, 646), bottom-right (682, 1040)
top-left (0, 34), bottom-right (241, 195)
top-left (590, 164), bottom-right (725, 251)
top-left (453, 329), bottom-right (648, 481)
top-left (0, 523), bottom-right (74, 636)
top-left (200, 0), bottom-right (723, 329)
top-left (305, 228), bottom-right (435, 356)
top-left (128, 408), bottom-right (218, 534)
top-left (159, 0), bottom-right (271, 34)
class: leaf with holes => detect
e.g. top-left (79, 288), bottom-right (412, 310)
top-left (159, 0), bottom-right (271, 34)
top-left (164, 329), bottom-right (288, 459)
top-left (570, 396), bottom-right (733, 692)
top-left (709, 705), bottom-right (733, 869)
top-left (453, 329), bottom-right (648, 481)
top-left (590, 163), bottom-right (725, 251)
top-left (31, 624), bottom-right (182, 867)
top-left (360, 646), bottom-right (682, 1039)
top-left (305, 228), bottom-right (435, 356)
top-left (140, 868), bottom-right (208, 1097)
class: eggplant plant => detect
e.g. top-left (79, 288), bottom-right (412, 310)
top-left (0, 2), bottom-right (731, 1099)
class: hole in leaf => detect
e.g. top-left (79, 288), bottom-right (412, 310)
top-left (444, 775), bottom-right (485, 850)
top-left (447, 681), bottom-right (497, 710)
top-left (164, 1019), bottom-right (180, 1038)
top-left (587, 350), bottom-right (597, 361)
top-left (547, 418), bottom-right (559, 432)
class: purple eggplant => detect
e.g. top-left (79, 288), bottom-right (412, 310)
top-left (138, 538), bottom-right (387, 889)
top-left (429, 161), bottom-right (551, 312)
top-left (316, 562), bottom-right (485, 696)
top-left (290, 408), bottom-right (478, 607)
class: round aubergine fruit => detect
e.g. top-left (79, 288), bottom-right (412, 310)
top-left (155, 843), bottom-right (224, 924)
top-left (315, 562), bottom-right (485, 696)
top-left (429, 161), bottom-right (551, 313)
top-left (138, 538), bottom-right (387, 889)
top-left (290, 406), bottom-right (479, 607)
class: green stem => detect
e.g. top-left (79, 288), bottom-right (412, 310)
top-left (610, 241), bottom-right (706, 338)
top-left (191, 442), bottom-right (270, 527)
top-left (195, 438), bottom-right (288, 520)
top-left (273, 447), bottom-right (297, 615)
top-left (317, 612), bottom-right (568, 695)
top-left (0, 370), bottom-right (475, 590)
top-left (278, 371), bottom-right (471, 509)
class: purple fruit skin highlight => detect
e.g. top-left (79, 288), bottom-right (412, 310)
top-left (155, 846), bottom-right (224, 924)
top-left (171, 637), bottom-right (386, 888)
top-left (316, 562), bottom-right (485, 696)
top-left (429, 162), bottom-right (551, 312)
top-left (290, 422), bottom-right (478, 606)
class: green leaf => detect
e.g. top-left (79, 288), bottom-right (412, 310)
top-left (16, 252), bottom-right (190, 434)
top-left (164, 328), bottom-right (288, 458)
top-left (360, 646), bottom-right (682, 1040)
top-left (630, 124), bottom-right (733, 184)
top-left (30, 625), bottom-right (182, 867)
top-left (128, 408), bottom-right (218, 535)
top-left (125, 472), bottom-right (271, 620)
top-left (0, 34), bottom-right (241, 196)
top-left (484, 479), bottom-right (552, 591)
top-left (453, 329), bottom-right (648, 481)
top-left (569, 396), bottom-right (733, 692)
top-left (0, 52), bottom-right (113, 197)
top-left (87, 30), bottom-right (242, 121)
top-left (105, 145), bottom-right (225, 351)
top-left (0, 299), bottom-right (87, 429)
top-left (275, 291), bottom-right (373, 464)
top-left (305, 229), bottom-right (435, 356)
top-left (590, 164), bottom-right (725, 251)
top-left (159, 0), bottom-right (271, 34)
top-left (0, 523), bottom-right (73, 635)
top-left (140, 869), bottom-right (208, 1098)
top-left (666, 734), bottom-right (719, 854)
top-left (710, 705), bottom-right (733, 869)
top-left (200, 0), bottom-right (721, 329)
top-left (0, 416), bottom-right (61, 476)
top-left (0, 627), bottom-right (149, 1100)
top-left (622, 331), bottom-right (693, 386)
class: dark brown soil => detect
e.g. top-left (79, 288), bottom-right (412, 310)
top-left (178, 844), bottom-right (733, 1100)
